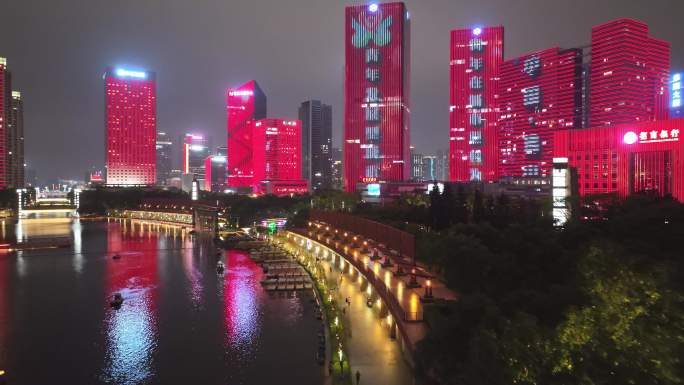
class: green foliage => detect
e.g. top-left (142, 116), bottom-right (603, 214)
top-left (415, 196), bottom-right (684, 385)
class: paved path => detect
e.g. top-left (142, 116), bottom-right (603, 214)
top-left (320, 256), bottom-right (414, 385)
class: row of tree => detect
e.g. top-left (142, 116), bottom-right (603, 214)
top-left (414, 194), bottom-right (684, 385)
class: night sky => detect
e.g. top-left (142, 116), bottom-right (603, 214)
top-left (1, 0), bottom-right (682, 181)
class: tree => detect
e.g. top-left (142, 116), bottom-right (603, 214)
top-left (472, 190), bottom-right (485, 223)
top-left (553, 245), bottom-right (684, 385)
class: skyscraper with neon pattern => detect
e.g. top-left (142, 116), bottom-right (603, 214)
top-left (105, 67), bottom-right (157, 186)
top-left (344, 2), bottom-right (410, 192)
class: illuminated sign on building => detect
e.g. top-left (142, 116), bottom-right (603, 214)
top-left (672, 73), bottom-right (682, 109)
top-left (624, 129), bottom-right (680, 144)
top-left (367, 183), bottom-right (381, 196)
top-left (228, 90), bottom-right (254, 97)
top-left (115, 68), bottom-right (147, 79)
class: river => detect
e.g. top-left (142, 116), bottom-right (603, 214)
top-left (0, 217), bottom-right (323, 385)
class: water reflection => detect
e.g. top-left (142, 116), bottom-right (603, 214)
top-left (182, 236), bottom-right (203, 308)
top-left (0, 252), bottom-right (7, 369)
top-left (102, 223), bottom-right (158, 384)
top-left (72, 219), bottom-right (84, 274)
top-left (223, 250), bottom-right (261, 356)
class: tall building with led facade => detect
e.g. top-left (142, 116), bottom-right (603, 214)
top-left (8, 91), bottom-right (24, 188)
top-left (498, 47), bottom-right (583, 182)
top-left (449, 26), bottom-right (503, 183)
top-left (344, 2), bottom-right (410, 192)
top-left (299, 100), bottom-right (332, 190)
top-left (590, 19), bottom-right (670, 127)
top-left (182, 133), bottom-right (210, 181)
top-left (105, 67), bottom-right (156, 186)
top-left (204, 154), bottom-right (227, 192)
top-left (226, 80), bottom-right (267, 188)
top-left (252, 118), bottom-right (307, 195)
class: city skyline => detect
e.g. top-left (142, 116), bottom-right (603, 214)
top-left (1, 0), bottom-right (683, 181)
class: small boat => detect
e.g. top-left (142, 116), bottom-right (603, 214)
top-left (217, 261), bottom-right (225, 274)
top-left (112, 254), bottom-right (121, 260)
top-left (110, 293), bottom-right (124, 308)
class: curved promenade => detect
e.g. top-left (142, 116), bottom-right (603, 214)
top-left (281, 220), bottom-right (456, 382)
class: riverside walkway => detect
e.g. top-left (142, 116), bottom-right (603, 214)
top-left (278, 232), bottom-right (414, 385)
top-left (280, 219), bottom-right (457, 385)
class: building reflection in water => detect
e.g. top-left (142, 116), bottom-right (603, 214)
top-left (0, 246), bottom-right (8, 369)
top-left (182, 235), bottom-right (203, 308)
top-left (101, 222), bottom-right (158, 384)
top-left (223, 250), bottom-right (261, 358)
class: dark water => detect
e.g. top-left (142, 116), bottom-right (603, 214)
top-left (0, 218), bottom-right (323, 385)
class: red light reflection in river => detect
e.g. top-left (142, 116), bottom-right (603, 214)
top-left (222, 250), bottom-right (263, 356)
top-left (101, 222), bottom-right (159, 384)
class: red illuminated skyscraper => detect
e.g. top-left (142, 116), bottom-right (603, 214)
top-left (226, 80), bottom-right (267, 188)
top-left (449, 26), bottom-right (503, 182)
top-left (498, 48), bottom-right (583, 181)
top-left (105, 67), bottom-right (157, 186)
top-left (590, 19), bottom-right (670, 127)
top-left (344, 2), bottom-right (410, 192)
top-left (252, 118), bottom-right (307, 195)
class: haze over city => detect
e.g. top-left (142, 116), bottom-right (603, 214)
top-left (1, 0), bottom-right (682, 181)
top-left (1, 1), bottom-right (684, 385)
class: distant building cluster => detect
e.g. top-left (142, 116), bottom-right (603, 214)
top-left (7, 2), bottom-right (681, 206)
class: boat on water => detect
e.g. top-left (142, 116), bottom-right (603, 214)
top-left (110, 293), bottom-right (124, 308)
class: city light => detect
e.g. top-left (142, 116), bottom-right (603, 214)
top-left (623, 131), bottom-right (638, 145)
top-left (473, 27), bottom-right (482, 36)
top-left (672, 73), bottom-right (682, 108)
top-left (115, 68), bottom-right (146, 79)
top-left (228, 90), bottom-right (253, 97)
top-left (368, 3), bottom-right (378, 12)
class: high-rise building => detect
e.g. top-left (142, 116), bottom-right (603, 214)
top-left (182, 133), bottom-right (210, 182)
top-left (205, 154), bottom-right (227, 192)
top-left (0, 57), bottom-right (9, 188)
top-left (299, 100), bottom-right (332, 190)
top-left (156, 131), bottom-right (173, 185)
top-left (422, 155), bottom-right (437, 181)
top-left (449, 26), bottom-right (504, 183)
top-left (436, 149), bottom-right (449, 181)
top-left (226, 80), bottom-right (267, 188)
top-left (8, 91), bottom-right (24, 187)
top-left (498, 47), bottom-right (583, 182)
top-left (331, 147), bottom-right (343, 190)
top-left (410, 146), bottom-right (423, 181)
top-left (344, 2), bottom-right (411, 192)
top-left (590, 19), bottom-right (670, 127)
top-left (104, 67), bottom-right (156, 186)
top-left (216, 146), bottom-right (228, 157)
top-left (252, 118), bottom-right (308, 195)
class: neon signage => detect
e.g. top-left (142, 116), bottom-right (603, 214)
top-left (672, 73), bottom-right (681, 108)
top-left (115, 68), bottom-right (146, 79)
top-left (367, 183), bottom-right (381, 196)
top-left (624, 129), bottom-right (680, 144)
top-left (228, 90), bottom-right (253, 97)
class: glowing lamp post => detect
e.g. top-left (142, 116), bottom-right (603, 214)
top-left (424, 279), bottom-right (433, 299)
top-left (408, 267), bottom-right (420, 288)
